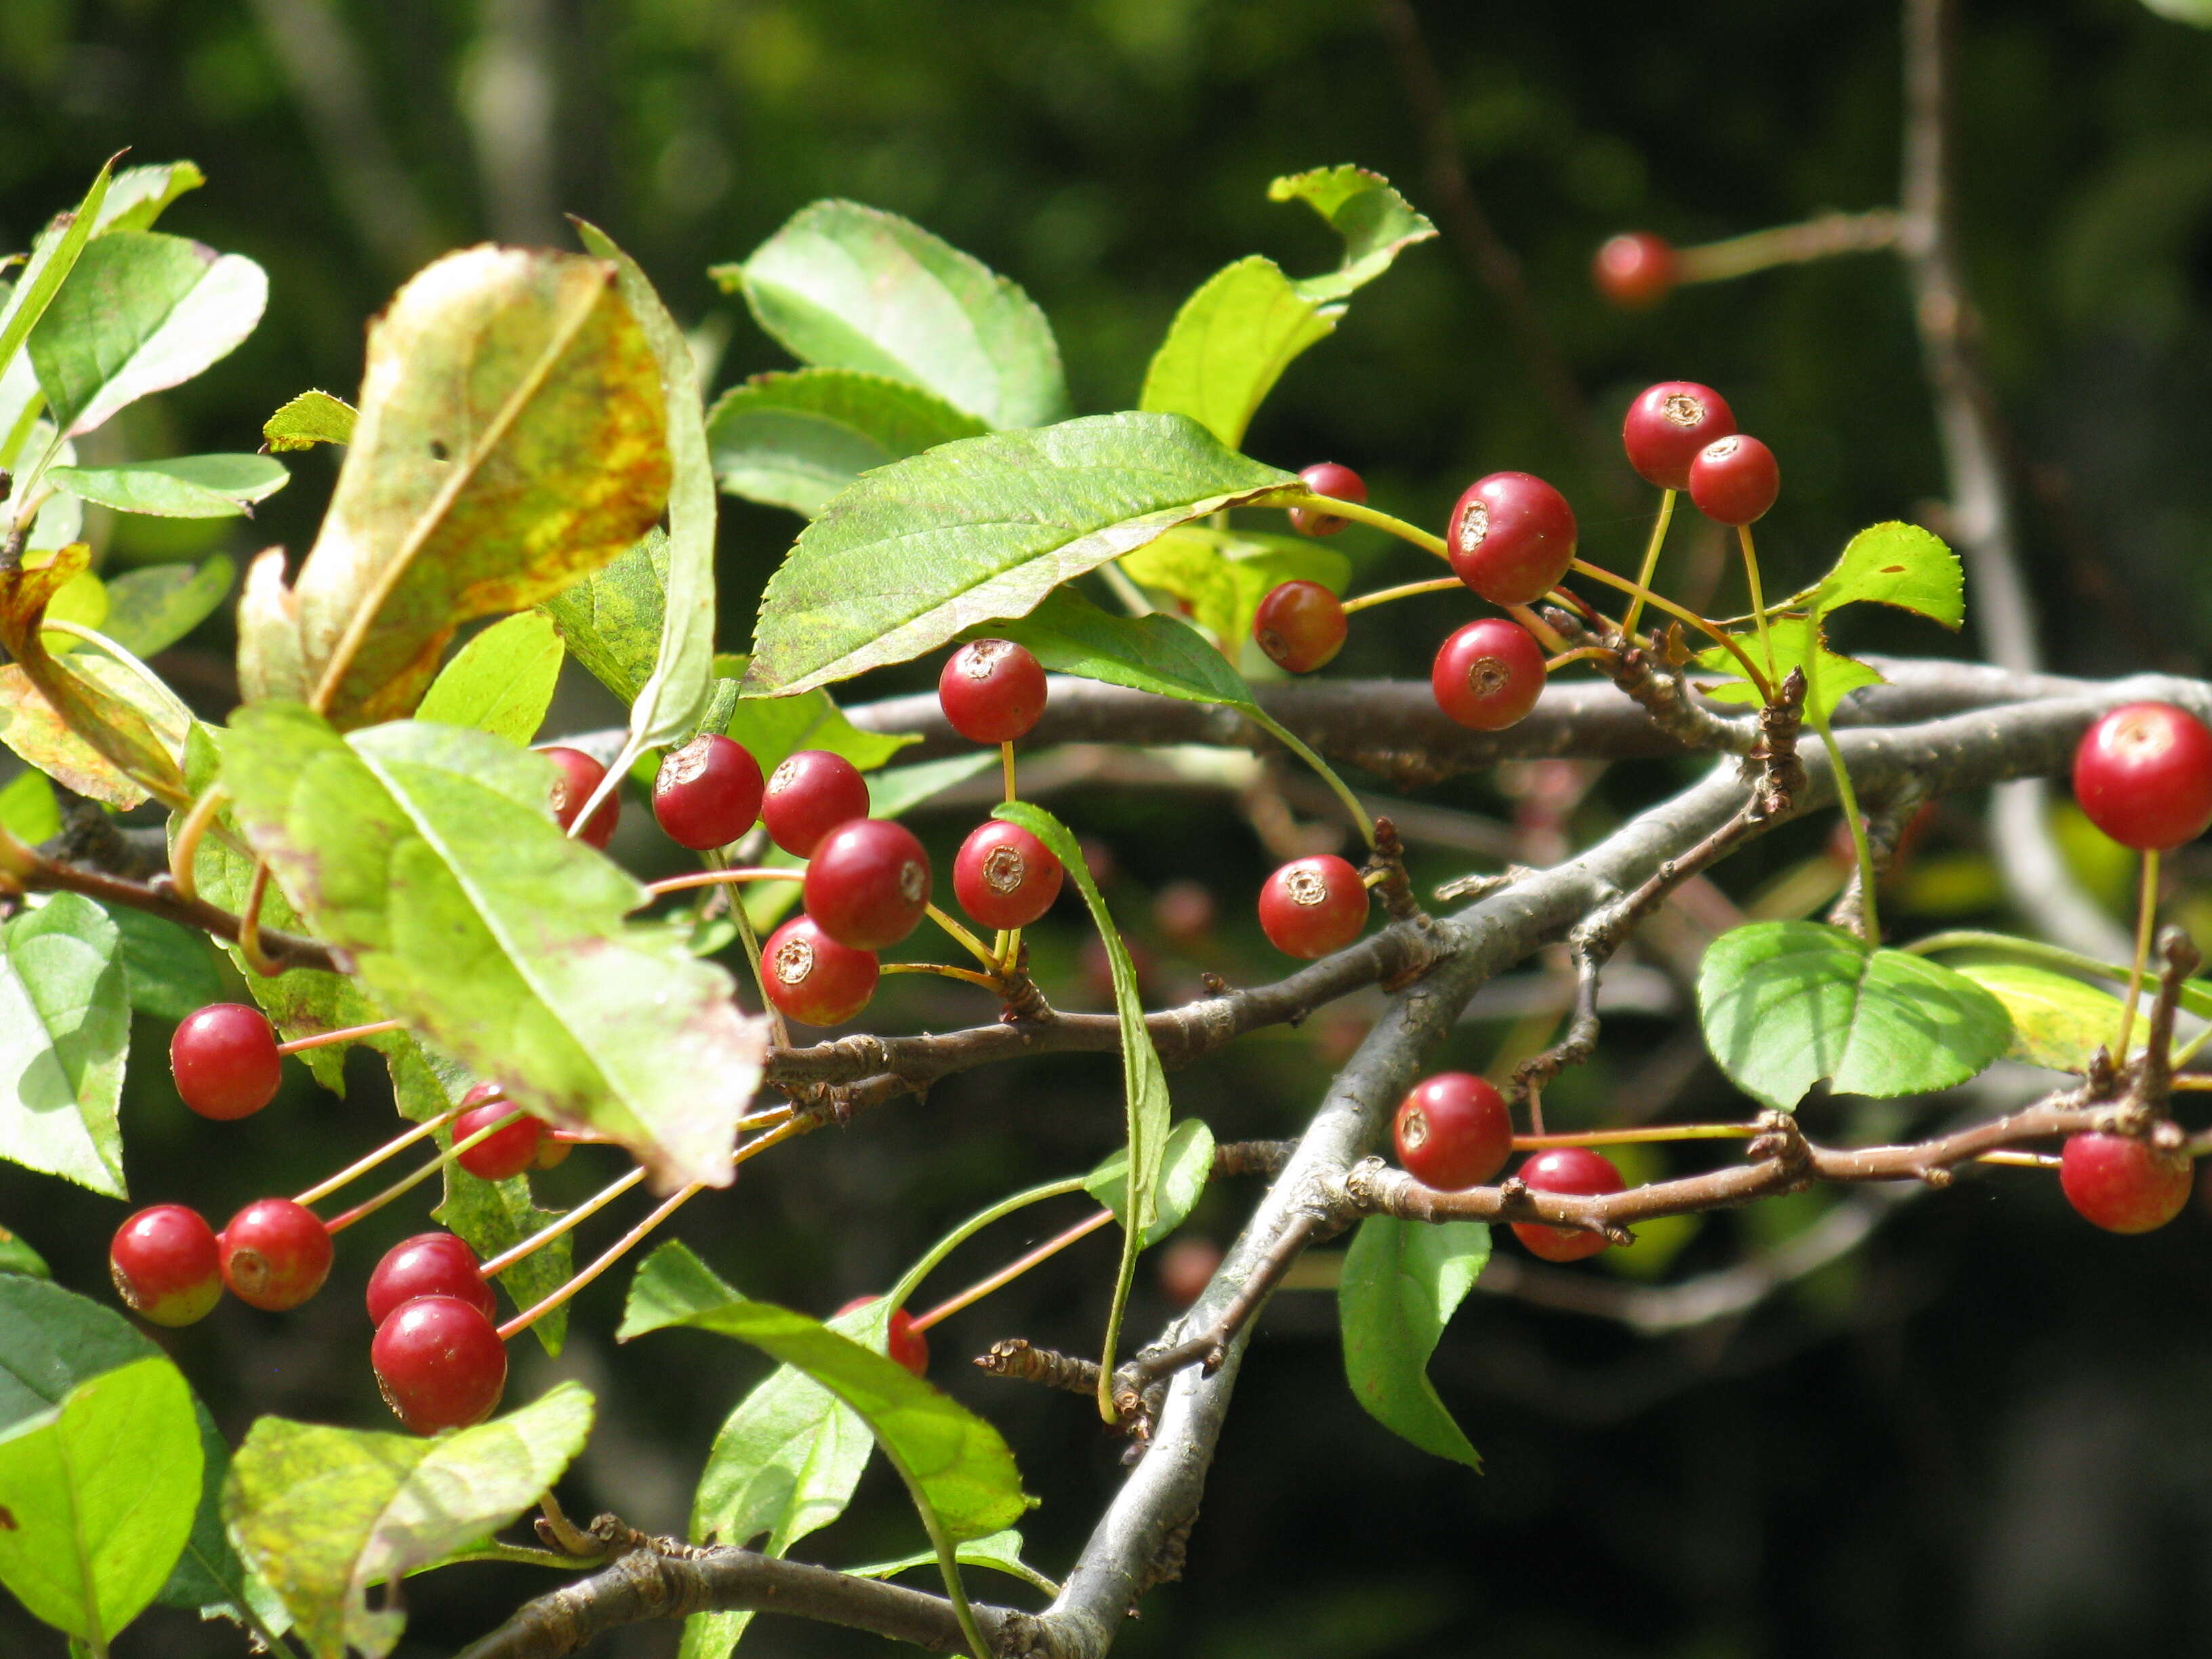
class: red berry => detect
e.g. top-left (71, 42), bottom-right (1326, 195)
top-left (1252, 581), bottom-right (1348, 673)
top-left (1446, 472), bottom-right (1578, 606)
top-left (2060, 1131), bottom-right (2193, 1233)
top-left (1288, 461), bottom-right (1368, 537)
top-left (1687, 434), bottom-right (1780, 527)
top-left (939, 640), bottom-right (1048, 744)
top-left (170, 1002), bottom-right (283, 1121)
top-left (372, 1295), bottom-right (508, 1433)
top-left (1509, 1147), bottom-right (1626, 1263)
top-left (453, 1084), bottom-right (541, 1183)
top-left (109, 1204), bottom-right (222, 1327)
top-left (1156, 1237), bottom-right (1224, 1309)
top-left (836, 1295), bottom-right (929, 1376)
top-left (219, 1197), bottom-right (332, 1311)
top-left (804, 819), bottom-right (932, 949)
top-left (953, 820), bottom-right (1063, 929)
top-left (539, 746), bottom-right (619, 849)
top-left (762, 750), bottom-right (870, 857)
top-left (533, 1134), bottom-right (573, 1170)
top-left (1393, 1073), bottom-right (1513, 1191)
top-left (1432, 618), bottom-right (1547, 731)
top-left (762, 916), bottom-right (879, 1025)
top-left (1622, 382), bottom-right (1736, 491)
top-left (1151, 879), bottom-right (1216, 944)
top-left (2072, 702), bottom-right (2212, 851)
top-left (1257, 854), bottom-right (1369, 959)
top-left (653, 734), bottom-right (764, 850)
top-left (1593, 232), bottom-right (1679, 310)
top-left (367, 1231), bottom-right (495, 1326)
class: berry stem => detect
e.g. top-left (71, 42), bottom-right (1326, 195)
top-left (1244, 708), bottom-right (1376, 848)
top-left (1737, 524), bottom-right (1778, 687)
top-left (1338, 575), bottom-right (1462, 615)
top-left (167, 781), bottom-right (229, 902)
top-left (1618, 489), bottom-right (1678, 640)
top-left (708, 847), bottom-right (792, 1050)
top-left (1977, 1149), bottom-right (2062, 1168)
top-left (1512, 1122), bottom-right (1761, 1149)
top-left (644, 867), bottom-right (797, 897)
top-left (1671, 209), bottom-right (1903, 283)
top-left (1504, 601), bottom-right (1570, 656)
top-left (322, 1105), bottom-right (527, 1235)
top-left (1001, 740), bottom-right (1017, 804)
top-left (1544, 646), bottom-right (1617, 673)
top-left (290, 1105), bottom-right (462, 1206)
top-left (1098, 558), bottom-right (1156, 617)
top-left (886, 1176), bottom-right (1093, 1311)
top-left (880, 962), bottom-right (1004, 991)
top-left (275, 1016), bottom-right (404, 1055)
top-left (1278, 492), bottom-right (1451, 560)
top-left (907, 1207), bottom-right (1116, 1334)
top-left (236, 861), bottom-right (281, 977)
top-left (1802, 638), bottom-right (1880, 945)
top-left (2114, 848), bottom-right (2160, 1067)
top-left (926, 903), bottom-right (1003, 971)
top-left (478, 1165), bottom-right (649, 1277)
top-left (1567, 558), bottom-right (1772, 699)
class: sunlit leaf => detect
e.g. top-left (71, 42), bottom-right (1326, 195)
top-left (541, 528), bottom-right (668, 705)
top-left (1693, 611), bottom-right (1883, 725)
top-left (101, 556), bottom-right (234, 657)
top-left (1954, 960), bottom-right (2128, 1071)
top-left (1119, 524), bottom-right (1350, 651)
top-left (0, 893), bottom-right (129, 1197)
top-left (1138, 257), bottom-right (1334, 449)
top-left (0, 159), bottom-right (118, 415)
top-left (845, 1529), bottom-right (1057, 1597)
top-left (415, 611), bottom-right (563, 745)
top-left (707, 367), bottom-right (987, 516)
top-left (1815, 520), bottom-right (1964, 629)
top-left (262, 389), bottom-right (356, 451)
top-left (1086, 1118), bottom-right (1215, 1249)
top-left (48, 453), bottom-right (288, 518)
top-left (91, 160), bottom-right (205, 235)
top-left (1339, 1216), bottom-right (1488, 1468)
top-left (0, 768), bottom-right (60, 843)
top-left (715, 651), bottom-right (916, 775)
top-left (1267, 165), bottom-right (1439, 304)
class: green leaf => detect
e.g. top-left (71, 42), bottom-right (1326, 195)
top-left (0, 1277), bottom-right (163, 1432)
top-left (415, 611), bottom-right (564, 744)
top-left (28, 230), bottom-right (266, 437)
top-left (262, 389), bottom-right (356, 451)
top-left (0, 1355), bottom-right (202, 1648)
top-left (1697, 920), bottom-right (2011, 1110)
top-left (980, 583), bottom-right (1254, 710)
top-left (1266, 165), bottom-right (1439, 304)
top-left (1694, 612), bottom-right (1884, 724)
top-left (47, 454), bottom-right (288, 518)
top-left (2144, 0), bottom-right (2212, 22)
top-left (101, 556), bottom-right (234, 657)
top-left (714, 653), bottom-right (916, 775)
top-left (1138, 257), bottom-right (1335, 449)
top-left (222, 705), bottom-right (768, 1189)
top-left (1338, 1216), bottom-right (1489, 1468)
top-left (434, 1162), bottom-right (571, 1359)
top-left (0, 160), bottom-right (117, 409)
top-left (707, 367), bottom-right (989, 517)
top-left (0, 893), bottom-right (129, 1196)
top-left (91, 160), bottom-right (205, 235)
top-left (100, 905), bottom-right (225, 1021)
top-left (1815, 520), bottom-right (1964, 629)
top-left (157, 1397), bottom-right (290, 1639)
top-left (0, 1225), bottom-right (47, 1277)
top-left (720, 199), bottom-right (1069, 430)
top-left (748, 413), bottom-right (1296, 695)
top-left (1086, 1118), bottom-right (1215, 1249)
top-left (1953, 961), bottom-right (2127, 1071)
top-left (222, 1383), bottom-right (595, 1659)
top-left (1120, 525), bottom-right (1350, 652)
top-left (844, 1528), bottom-right (1057, 1597)
top-left (541, 527), bottom-right (669, 706)
top-left (0, 767), bottom-right (61, 842)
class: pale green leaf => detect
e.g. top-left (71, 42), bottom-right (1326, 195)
top-left (0, 767), bottom-right (61, 842)
top-left (1815, 520), bottom-right (1964, 630)
top-left (415, 611), bottom-right (564, 744)
top-left (707, 367), bottom-right (987, 516)
top-left (0, 160), bottom-right (117, 416)
top-left (1267, 165), bottom-right (1439, 304)
top-left (845, 1528), bottom-right (1057, 1597)
top-left (2144, 0), bottom-right (2212, 22)
top-left (1137, 256), bottom-right (1334, 449)
top-left (1086, 1118), bottom-right (1215, 1249)
top-left (91, 161), bottom-right (205, 235)
top-left (541, 528), bottom-right (668, 705)
top-left (47, 453), bottom-right (288, 518)
top-left (1694, 612), bottom-right (1884, 724)
top-left (1339, 1216), bottom-right (1487, 1468)
top-left (1120, 524), bottom-right (1350, 651)
top-left (1954, 961), bottom-right (2127, 1071)
top-left (0, 893), bottom-right (129, 1196)
top-left (716, 651), bottom-right (916, 775)
top-left (262, 389), bottom-right (356, 451)
top-left (101, 556), bottom-right (234, 657)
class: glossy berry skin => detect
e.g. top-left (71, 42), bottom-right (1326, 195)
top-left (540, 746), bottom-right (619, 849)
top-left (939, 640), bottom-right (1048, 744)
top-left (367, 1231), bottom-right (495, 1326)
top-left (2060, 1132), bottom-right (2193, 1234)
top-left (110, 1204), bottom-right (222, 1327)
top-left (762, 916), bottom-right (879, 1026)
top-left (1510, 1147), bottom-right (1626, 1263)
top-left (653, 735), bottom-right (764, 850)
top-left (1288, 461), bottom-right (1368, 537)
top-left (1253, 581), bottom-right (1348, 674)
top-left (219, 1197), bottom-right (332, 1312)
top-left (1622, 382), bottom-right (1736, 491)
top-left (170, 1002), bottom-right (283, 1121)
top-left (1432, 619), bottom-right (1547, 731)
top-left (1393, 1073), bottom-right (1513, 1191)
top-left (1592, 232), bottom-right (1678, 309)
top-left (2072, 702), bottom-right (2212, 851)
top-left (1687, 434), bottom-right (1780, 527)
top-left (1257, 854), bottom-right (1369, 959)
top-left (804, 819), bottom-right (932, 949)
top-left (836, 1296), bottom-right (929, 1376)
top-left (453, 1084), bottom-right (542, 1182)
top-left (761, 750), bottom-right (870, 857)
top-left (1446, 472), bottom-right (1578, 606)
top-left (372, 1295), bottom-right (508, 1433)
top-left (953, 820), bottom-right (1063, 929)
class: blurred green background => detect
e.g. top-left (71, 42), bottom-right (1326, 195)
top-left (7, 1), bottom-right (2212, 1656)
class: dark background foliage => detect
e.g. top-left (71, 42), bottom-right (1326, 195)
top-left (6, 1), bottom-right (2212, 1655)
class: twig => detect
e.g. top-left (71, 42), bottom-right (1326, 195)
top-left (975, 1338), bottom-right (1103, 1397)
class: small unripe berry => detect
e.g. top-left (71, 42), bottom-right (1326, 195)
top-left (367, 1231), bottom-right (495, 1326)
top-left (171, 1002), bottom-right (283, 1121)
top-left (1288, 462), bottom-right (1368, 537)
top-left (653, 734), bottom-right (764, 850)
top-left (453, 1084), bottom-right (542, 1182)
top-left (2072, 702), bottom-right (2212, 851)
top-left (1509, 1147), bottom-right (1626, 1263)
top-left (1622, 382), bottom-right (1736, 491)
top-left (219, 1197), bottom-right (332, 1311)
top-left (1157, 1237), bottom-right (1224, 1309)
top-left (1257, 854), bottom-right (1369, 959)
top-left (1687, 434), bottom-right (1780, 526)
top-left (372, 1295), bottom-right (508, 1433)
top-left (1431, 618), bottom-right (1547, 731)
top-left (762, 916), bottom-right (879, 1025)
top-left (762, 750), bottom-right (870, 857)
top-left (539, 746), bottom-right (619, 849)
top-left (110, 1204), bottom-right (222, 1327)
top-left (939, 640), bottom-right (1048, 744)
top-left (1446, 472), bottom-right (1578, 606)
top-left (953, 820), bottom-right (1063, 930)
top-left (1253, 581), bottom-right (1348, 673)
top-left (836, 1295), bottom-right (928, 1375)
top-left (1592, 232), bottom-right (1678, 310)
top-left (2060, 1131), bottom-right (2193, 1233)
top-left (1393, 1073), bottom-right (1513, 1190)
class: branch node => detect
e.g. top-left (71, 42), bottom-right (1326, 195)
top-left (973, 1338), bottom-right (1102, 1397)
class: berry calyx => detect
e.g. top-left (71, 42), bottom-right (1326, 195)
top-left (2060, 1131), bottom-right (2194, 1233)
top-left (1256, 854), bottom-right (1370, 959)
top-left (762, 916), bottom-right (880, 1025)
top-left (367, 1231), bottom-right (496, 1326)
top-left (1509, 1147), bottom-right (1626, 1263)
top-left (1431, 618), bottom-right (1547, 731)
top-left (539, 746), bottom-right (620, 849)
top-left (1445, 472), bottom-right (1578, 606)
top-left (953, 820), bottom-right (1063, 929)
top-left (1288, 461), bottom-right (1368, 537)
top-left (372, 1295), bottom-right (508, 1433)
top-left (109, 1204), bottom-right (222, 1327)
top-left (453, 1084), bottom-right (542, 1182)
top-left (1592, 231), bottom-right (1678, 310)
top-left (836, 1295), bottom-right (928, 1376)
top-left (804, 819), bottom-right (933, 949)
top-left (219, 1197), bottom-right (333, 1311)
top-left (1687, 434), bottom-right (1780, 526)
top-left (2072, 702), bottom-right (2212, 851)
top-left (653, 734), bottom-right (765, 850)
top-left (1622, 382), bottom-right (1736, 491)
top-left (1393, 1073), bottom-right (1513, 1191)
top-left (761, 750), bottom-right (870, 857)
top-left (1253, 581), bottom-right (1348, 674)
top-left (170, 1002), bottom-right (283, 1121)
top-left (939, 640), bottom-right (1048, 745)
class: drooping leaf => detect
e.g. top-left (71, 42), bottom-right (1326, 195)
top-left (100, 905), bottom-right (225, 1021)
top-left (1954, 960), bottom-right (2129, 1071)
top-left (434, 1161), bottom-right (571, 1359)
top-left (101, 556), bottom-right (234, 658)
top-left (414, 611), bottom-right (563, 744)
top-left (845, 1529), bottom-right (1057, 1597)
top-left (1086, 1118), bottom-right (1215, 1249)
top-left (979, 583), bottom-right (1255, 710)
top-left (262, 389), bottom-right (356, 451)
top-left (707, 367), bottom-right (988, 516)
top-left (1693, 611), bottom-right (1884, 724)
top-left (1697, 920), bottom-right (2011, 1110)
top-left (747, 413), bottom-right (1296, 695)
top-left (47, 453), bottom-right (289, 518)
top-left (0, 768), bottom-right (60, 842)
top-left (1338, 1216), bottom-right (1488, 1468)
top-left (1138, 257), bottom-right (1335, 450)
top-left (222, 1384), bottom-right (595, 1659)
top-left (1267, 165), bottom-right (1439, 304)
top-left (0, 159), bottom-right (119, 414)
top-left (1814, 521), bottom-right (1964, 630)
top-left (720, 199), bottom-right (1069, 430)
top-left (1119, 524), bottom-right (1351, 652)
top-left (0, 892), bottom-right (129, 1196)
top-left (541, 527), bottom-right (669, 705)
